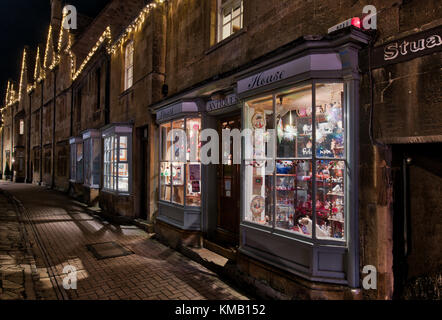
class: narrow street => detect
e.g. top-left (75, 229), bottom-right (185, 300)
top-left (0, 182), bottom-right (249, 300)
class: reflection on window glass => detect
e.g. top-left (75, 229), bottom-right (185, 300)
top-left (316, 160), bottom-right (345, 240)
top-left (276, 85), bottom-right (312, 158)
top-left (160, 162), bottom-right (171, 201)
top-left (160, 118), bottom-right (202, 207)
top-left (244, 95), bottom-right (274, 227)
top-left (220, 0), bottom-right (243, 41)
top-left (244, 160), bottom-right (273, 227)
top-left (316, 83), bottom-right (345, 159)
top-left (243, 83), bottom-right (346, 242)
top-left (172, 163), bottom-right (185, 205)
top-left (103, 133), bottom-right (131, 193)
top-left (275, 160), bottom-right (312, 237)
top-left (186, 163), bottom-right (201, 206)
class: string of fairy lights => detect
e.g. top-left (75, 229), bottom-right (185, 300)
top-left (2, 0), bottom-right (165, 109)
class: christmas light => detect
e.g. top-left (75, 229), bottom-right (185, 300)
top-left (18, 48), bottom-right (26, 101)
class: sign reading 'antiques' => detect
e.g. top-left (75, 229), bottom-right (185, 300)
top-left (372, 25), bottom-right (442, 69)
top-left (206, 94), bottom-right (238, 112)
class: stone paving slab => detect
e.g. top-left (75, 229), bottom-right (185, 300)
top-left (0, 183), bottom-right (249, 300)
top-left (0, 194), bottom-right (38, 300)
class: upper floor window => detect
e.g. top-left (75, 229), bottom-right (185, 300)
top-left (219, 0), bottom-right (243, 42)
top-left (19, 119), bottom-right (24, 135)
top-left (124, 41), bottom-right (134, 91)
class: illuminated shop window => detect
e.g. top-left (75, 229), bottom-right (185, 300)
top-left (103, 129), bottom-right (132, 194)
top-left (244, 83), bottom-right (346, 241)
top-left (219, 0), bottom-right (243, 41)
top-left (124, 41), bottom-right (134, 91)
top-left (83, 130), bottom-right (101, 188)
top-left (160, 118), bottom-right (202, 207)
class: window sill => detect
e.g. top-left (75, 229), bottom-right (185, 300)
top-left (240, 221), bottom-right (347, 247)
top-left (101, 189), bottom-right (132, 197)
top-left (158, 200), bottom-right (201, 210)
top-left (205, 28), bottom-right (247, 55)
top-left (119, 87), bottom-right (134, 98)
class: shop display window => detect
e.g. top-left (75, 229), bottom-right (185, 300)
top-left (69, 138), bottom-right (83, 183)
top-left (103, 131), bottom-right (131, 194)
top-left (83, 131), bottom-right (101, 188)
top-left (244, 83), bottom-right (346, 241)
top-left (160, 117), bottom-right (202, 207)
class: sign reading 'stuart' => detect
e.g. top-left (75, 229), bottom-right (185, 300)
top-left (371, 25), bottom-right (442, 68)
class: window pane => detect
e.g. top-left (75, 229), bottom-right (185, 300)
top-left (244, 160), bottom-right (273, 227)
top-left (276, 85), bottom-right (312, 158)
top-left (160, 122), bottom-right (171, 161)
top-left (160, 162), bottom-right (171, 201)
top-left (222, 23), bottom-right (230, 40)
top-left (186, 118), bottom-right (201, 162)
top-left (172, 119), bottom-right (185, 162)
top-left (84, 139), bottom-right (91, 186)
top-left (316, 83), bottom-right (345, 159)
top-left (118, 163), bottom-right (129, 178)
top-left (186, 163), bottom-right (201, 207)
top-left (316, 160), bottom-right (345, 240)
top-left (233, 5), bottom-right (241, 18)
top-left (118, 178), bottom-right (129, 192)
top-left (223, 11), bottom-right (231, 25)
top-left (76, 143), bottom-right (83, 182)
top-left (172, 163), bottom-right (185, 205)
top-left (276, 160), bottom-right (312, 237)
top-left (232, 16), bottom-right (241, 33)
top-left (244, 95), bottom-right (274, 161)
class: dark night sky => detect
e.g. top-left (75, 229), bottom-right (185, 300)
top-left (0, 0), bottom-right (110, 102)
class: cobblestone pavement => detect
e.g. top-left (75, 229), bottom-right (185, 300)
top-left (0, 182), bottom-right (249, 300)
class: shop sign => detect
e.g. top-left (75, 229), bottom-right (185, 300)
top-left (372, 25), bottom-right (442, 68)
top-left (157, 101), bottom-right (199, 122)
top-left (238, 54), bottom-right (341, 94)
top-left (206, 94), bottom-right (238, 112)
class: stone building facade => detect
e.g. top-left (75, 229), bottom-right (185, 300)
top-left (1, 0), bottom-right (441, 300)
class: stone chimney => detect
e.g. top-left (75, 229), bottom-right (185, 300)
top-left (50, 0), bottom-right (62, 28)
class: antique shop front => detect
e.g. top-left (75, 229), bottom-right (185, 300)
top-left (154, 28), bottom-right (370, 289)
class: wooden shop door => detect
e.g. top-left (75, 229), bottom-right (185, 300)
top-left (216, 114), bottom-right (241, 246)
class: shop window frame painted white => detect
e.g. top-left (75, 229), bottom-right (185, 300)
top-left (102, 125), bottom-right (133, 195)
top-left (69, 137), bottom-right (83, 184)
top-left (159, 116), bottom-right (202, 208)
top-left (218, 0), bottom-right (244, 42)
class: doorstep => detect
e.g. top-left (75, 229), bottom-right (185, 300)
top-left (133, 219), bottom-right (155, 234)
top-left (203, 239), bottom-right (237, 261)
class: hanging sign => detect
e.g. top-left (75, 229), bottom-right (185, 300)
top-left (371, 25), bottom-right (442, 69)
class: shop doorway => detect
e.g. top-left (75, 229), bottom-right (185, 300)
top-left (392, 143), bottom-right (442, 299)
top-left (215, 114), bottom-right (241, 246)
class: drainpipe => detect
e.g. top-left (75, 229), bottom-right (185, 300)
top-left (104, 54), bottom-right (110, 125)
top-left (51, 71), bottom-right (57, 188)
top-left (11, 104), bottom-right (13, 181)
top-left (1, 126), bottom-right (3, 178)
top-left (40, 81), bottom-right (43, 185)
top-left (27, 92), bottom-right (32, 183)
